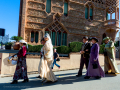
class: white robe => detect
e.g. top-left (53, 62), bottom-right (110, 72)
top-left (38, 42), bottom-right (57, 82)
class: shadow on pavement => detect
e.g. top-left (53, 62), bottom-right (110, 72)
top-left (0, 72), bottom-right (117, 90)
top-left (105, 74), bottom-right (117, 77)
top-left (0, 74), bottom-right (98, 90)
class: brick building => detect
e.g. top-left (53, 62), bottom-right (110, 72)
top-left (18, 0), bottom-right (119, 46)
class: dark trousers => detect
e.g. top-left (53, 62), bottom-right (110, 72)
top-left (78, 56), bottom-right (89, 75)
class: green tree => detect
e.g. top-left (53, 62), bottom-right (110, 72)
top-left (11, 36), bottom-right (23, 42)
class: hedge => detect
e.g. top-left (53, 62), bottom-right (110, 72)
top-left (56, 45), bottom-right (70, 54)
top-left (27, 42), bottom-right (106, 54)
top-left (27, 44), bottom-right (43, 52)
top-left (69, 42), bottom-right (83, 52)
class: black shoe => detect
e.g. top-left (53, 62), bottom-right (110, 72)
top-left (95, 76), bottom-right (101, 79)
top-left (36, 76), bottom-right (41, 78)
top-left (22, 78), bottom-right (29, 83)
top-left (10, 80), bottom-right (18, 84)
top-left (76, 74), bottom-right (82, 77)
top-left (105, 71), bottom-right (109, 74)
top-left (110, 72), bottom-right (115, 74)
top-left (84, 76), bottom-right (90, 79)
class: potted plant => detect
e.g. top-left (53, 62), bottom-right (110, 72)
top-left (5, 42), bottom-right (12, 50)
top-left (11, 36), bottom-right (23, 50)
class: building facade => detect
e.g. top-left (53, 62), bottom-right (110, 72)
top-left (18, 0), bottom-right (119, 46)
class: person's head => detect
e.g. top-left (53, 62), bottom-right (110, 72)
top-left (41, 38), bottom-right (45, 45)
top-left (82, 36), bottom-right (88, 43)
top-left (104, 39), bottom-right (110, 44)
top-left (54, 49), bottom-right (57, 52)
top-left (19, 40), bottom-right (27, 47)
top-left (88, 37), bottom-right (92, 42)
top-left (44, 33), bottom-right (49, 41)
top-left (91, 37), bottom-right (99, 44)
top-left (103, 37), bottom-right (111, 44)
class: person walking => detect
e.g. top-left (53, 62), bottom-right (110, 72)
top-left (76, 36), bottom-right (91, 77)
top-left (103, 37), bottom-right (119, 75)
top-left (84, 37), bottom-right (105, 79)
top-left (11, 40), bottom-right (28, 84)
top-left (52, 49), bottom-right (60, 69)
top-left (37, 38), bottom-right (45, 78)
top-left (40, 33), bottom-right (57, 83)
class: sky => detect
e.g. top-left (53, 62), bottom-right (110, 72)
top-left (0, 0), bottom-right (119, 40)
top-left (0, 0), bottom-right (20, 39)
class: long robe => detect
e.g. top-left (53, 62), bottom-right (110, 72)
top-left (39, 41), bottom-right (57, 82)
top-left (13, 46), bottom-right (28, 80)
top-left (86, 43), bottom-right (105, 77)
top-left (104, 41), bottom-right (119, 74)
top-left (38, 47), bottom-right (43, 74)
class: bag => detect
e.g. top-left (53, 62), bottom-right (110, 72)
top-left (12, 55), bottom-right (18, 61)
top-left (92, 63), bottom-right (98, 69)
top-left (11, 60), bottom-right (17, 65)
top-left (56, 58), bottom-right (60, 61)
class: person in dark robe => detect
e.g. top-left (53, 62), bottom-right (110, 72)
top-left (11, 40), bottom-right (28, 84)
top-left (84, 37), bottom-right (105, 79)
top-left (76, 36), bottom-right (91, 77)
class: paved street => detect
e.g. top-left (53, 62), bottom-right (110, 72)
top-left (0, 65), bottom-right (120, 90)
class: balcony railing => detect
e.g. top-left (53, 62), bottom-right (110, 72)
top-left (104, 19), bottom-right (119, 27)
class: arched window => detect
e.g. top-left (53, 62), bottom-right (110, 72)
top-left (57, 31), bottom-right (62, 46)
top-left (62, 32), bottom-right (67, 46)
top-left (85, 4), bottom-right (93, 20)
top-left (35, 32), bottom-right (39, 43)
top-left (64, 0), bottom-right (68, 16)
top-left (85, 6), bottom-right (89, 19)
top-left (46, 0), bottom-right (51, 13)
top-left (106, 7), bottom-right (117, 20)
top-left (31, 31), bottom-right (34, 43)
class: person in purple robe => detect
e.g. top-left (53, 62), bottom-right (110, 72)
top-left (84, 37), bottom-right (105, 79)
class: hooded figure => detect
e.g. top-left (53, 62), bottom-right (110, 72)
top-left (103, 37), bottom-right (119, 74)
top-left (40, 33), bottom-right (57, 83)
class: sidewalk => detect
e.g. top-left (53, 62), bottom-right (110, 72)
top-left (0, 65), bottom-right (120, 90)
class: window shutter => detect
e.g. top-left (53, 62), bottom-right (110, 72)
top-left (62, 33), bottom-right (67, 46)
top-left (31, 32), bottom-right (34, 42)
top-left (50, 31), bottom-right (52, 41)
top-left (57, 32), bottom-right (59, 46)
top-left (52, 31), bottom-right (56, 46)
top-left (59, 32), bottom-right (61, 46)
top-left (64, 2), bottom-right (68, 16)
top-left (85, 7), bottom-right (88, 19)
top-left (90, 8), bottom-right (93, 16)
top-left (106, 13), bottom-right (108, 20)
top-left (46, 0), bottom-right (51, 13)
top-left (65, 33), bottom-right (67, 46)
top-left (35, 32), bottom-right (38, 43)
top-left (45, 31), bottom-right (49, 34)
